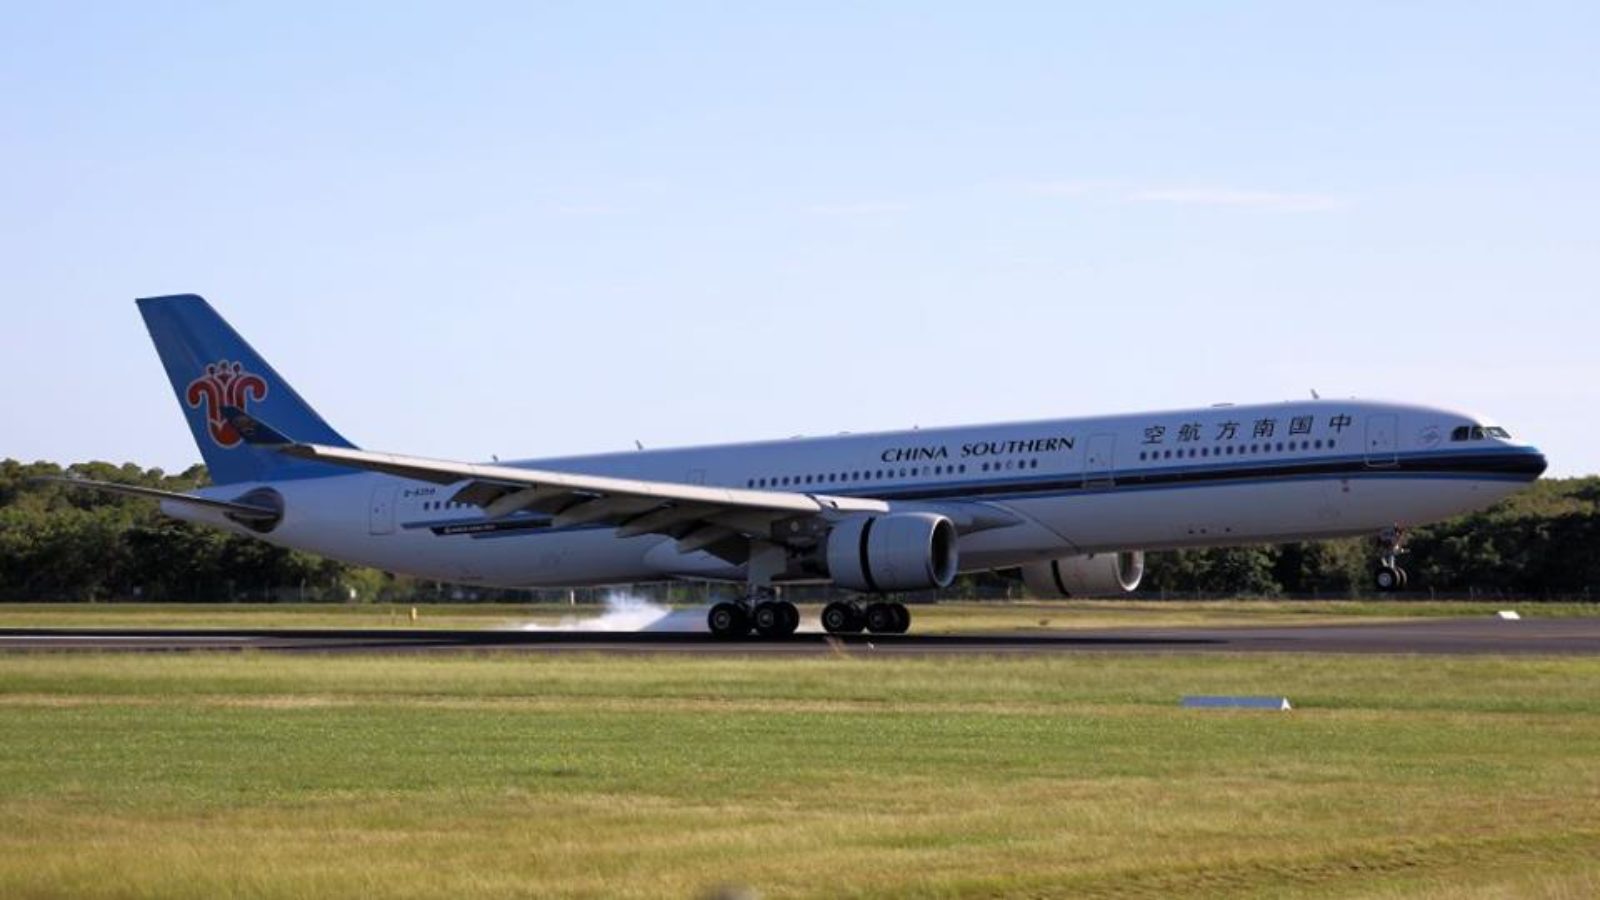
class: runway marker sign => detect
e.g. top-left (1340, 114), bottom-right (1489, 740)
top-left (1181, 696), bottom-right (1293, 710)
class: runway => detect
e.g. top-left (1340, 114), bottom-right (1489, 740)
top-left (1, 617), bottom-right (1597, 655)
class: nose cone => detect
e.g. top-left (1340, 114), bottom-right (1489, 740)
top-left (1527, 449), bottom-right (1549, 479)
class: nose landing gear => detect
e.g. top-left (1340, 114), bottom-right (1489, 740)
top-left (1373, 526), bottom-right (1409, 592)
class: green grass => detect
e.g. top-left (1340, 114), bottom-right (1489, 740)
top-left (0, 598), bottom-right (1593, 633)
top-left (0, 652), bottom-right (1597, 897)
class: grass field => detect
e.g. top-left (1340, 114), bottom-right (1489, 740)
top-left (0, 598), bottom-right (1593, 632)
top-left (0, 649), bottom-right (1597, 898)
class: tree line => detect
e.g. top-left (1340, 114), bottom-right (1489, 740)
top-left (2, 458), bottom-right (1596, 602)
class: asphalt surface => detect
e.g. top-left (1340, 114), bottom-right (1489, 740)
top-left (0, 617), bottom-right (1597, 655)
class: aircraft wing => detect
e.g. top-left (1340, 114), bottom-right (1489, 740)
top-left (222, 407), bottom-right (889, 562)
top-left (280, 443), bottom-right (889, 560)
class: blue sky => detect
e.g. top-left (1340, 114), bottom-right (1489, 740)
top-left (4, 2), bottom-right (1597, 475)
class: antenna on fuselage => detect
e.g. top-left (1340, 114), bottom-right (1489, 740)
top-left (1310, 389), bottom-right (1321, 399)
top-left (635, 440), bottom-right (644, 451)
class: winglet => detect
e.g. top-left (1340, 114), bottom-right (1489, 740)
top-left (221, 405), bottom-right (294, 447)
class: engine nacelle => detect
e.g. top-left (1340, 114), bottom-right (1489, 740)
top-left (825, 513), bottom-right (959, 593)
top-left (1021, 552), bottom-right (1144, 598)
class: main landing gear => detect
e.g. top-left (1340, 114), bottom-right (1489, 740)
top-left (706, 596), bottom-right (912, 638)
top-left (707, 590), bottom-right (800, 639)
top-left (1373, 526), bottom-right (1409, 592)
top-left (704, 542), bottom-right (912, 638)
top-left (708, 542), bottom-right (801, 639)
top-left (820, 600), bottom-right (910, 635)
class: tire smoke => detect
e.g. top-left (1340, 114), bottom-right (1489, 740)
top-left (518, 593), bottom-right (709, 632)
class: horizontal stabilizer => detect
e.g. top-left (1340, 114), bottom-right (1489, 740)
top-left (42, 477), bottom-right (281, 522)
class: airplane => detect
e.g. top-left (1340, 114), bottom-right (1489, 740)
top-left (61, 294), bottom-right (1548, 638)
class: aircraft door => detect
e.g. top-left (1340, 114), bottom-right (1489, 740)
top-left (1085, 433), bottom-right (1117, 487)
top-left (368, 484), bottom-right (397, 535)
top-left (1364, 414), bottom-right (1399, 467)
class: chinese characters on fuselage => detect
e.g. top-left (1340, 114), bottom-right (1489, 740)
top-left (1143, 414), bottom-right (1352, 446)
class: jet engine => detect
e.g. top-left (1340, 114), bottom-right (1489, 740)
top-left (1020, 552), bottom-right (1144, 598)
top-left (825, 513), bottom-right (959, 593)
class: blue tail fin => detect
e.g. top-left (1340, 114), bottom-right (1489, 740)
top-left (138, 294), bottom-right (355, 485)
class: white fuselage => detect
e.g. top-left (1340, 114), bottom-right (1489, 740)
top-left (168, 399), bottom-right (1546, 587)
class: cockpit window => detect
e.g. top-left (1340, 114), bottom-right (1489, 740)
top-left (1451, 425), bottom-right (1512, 441)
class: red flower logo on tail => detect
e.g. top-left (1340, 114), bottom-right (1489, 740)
top-left (185, 361), bottom-right (269, 448)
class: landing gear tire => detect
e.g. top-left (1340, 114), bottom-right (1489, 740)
top-left (707, 602), bottom-right (750, 638)
top-left (886, 602), bottom-right (911, 634)
top-left (821, 601), bottom-right (863, 634)
top-left (753, 600), bottom-right (800, 637)
top-left (1374, 566), bottom-right (1402, 592)
top-left (865, 602), bottom-right (901, 634)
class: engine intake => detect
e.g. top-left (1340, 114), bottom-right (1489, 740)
top-left (1021, 552), bottom-right (1144, 598)
top-left (826, 513), bottom-right (959, 593)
